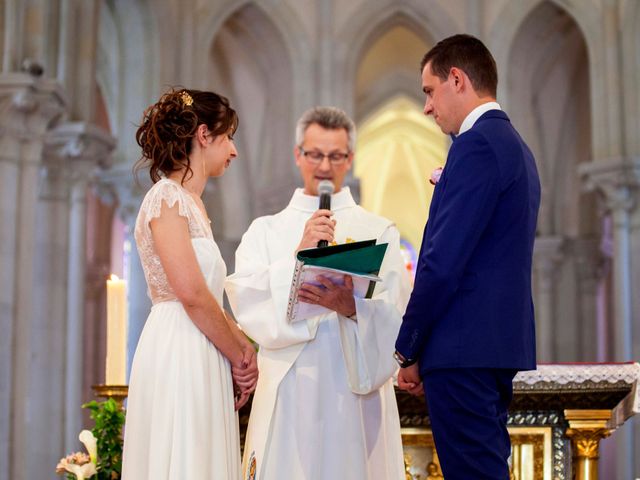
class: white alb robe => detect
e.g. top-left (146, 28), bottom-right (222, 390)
top-left (225, 188), bottom-right (411, 480)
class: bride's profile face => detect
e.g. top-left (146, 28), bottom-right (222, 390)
top-left (205, 130), bottom-right (238, 177)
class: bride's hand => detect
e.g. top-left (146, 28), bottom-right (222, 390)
top-left (231, 345), bottom-right (258, 391)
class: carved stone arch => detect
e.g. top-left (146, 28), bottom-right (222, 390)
top-left (357, 73), bottom-right (424, 124)
top-left (507, 1), bottom-right (593, 238)
top-left (205, 2), bottom-right (301, 260)
top-left (349, 15), bottom-right (433, 123)
top-left (198, 0), bottom-right (310, 100)
top-left (490, 0), bottom-right (604, 154)
top-left (100, 0), bottom-right (160, 160)
top-left (335, 0), bottom-right (460, 113)
top-left (96, 2), bottom-right (120, 136)
top-left (621, 0), bottom-right (640, 155)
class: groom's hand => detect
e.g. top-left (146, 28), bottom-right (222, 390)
top-left (398, 364), bottom-right (423, 396)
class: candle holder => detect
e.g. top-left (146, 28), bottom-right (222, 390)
top-left (92, 384), bottom-right (129, 409)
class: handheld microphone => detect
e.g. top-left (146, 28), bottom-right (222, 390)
top-left (317, 180), bottom-right (334, 247)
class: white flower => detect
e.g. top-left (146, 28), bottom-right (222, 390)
top-left (66, 461), bottom-right (97, 480)
top-left (56, 451), bottom-right (96, 479)
top-left (79, 430), bottom-right (97, 464)
top-left (56, 430), bottom-right (98, 479)
top-left (429, 167), bottom-right (444, 185)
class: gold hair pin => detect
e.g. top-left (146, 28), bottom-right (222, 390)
top-left (179, 91), bottom-right (193, 107)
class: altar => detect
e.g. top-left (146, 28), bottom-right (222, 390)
top-left (397, 363), bottom-right (640, 480)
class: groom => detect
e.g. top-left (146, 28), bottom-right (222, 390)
top-left (394, 34), bottom-right (541, 479)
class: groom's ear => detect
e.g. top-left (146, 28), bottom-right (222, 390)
top-left (450, 67), bottom-right (463, 90)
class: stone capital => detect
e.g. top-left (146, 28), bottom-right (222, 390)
top-left (97, 165), bottom-right (147, 226)
top-left (571, 237), bottom-right (604, 285)
top-left (579, 157), bottom-right (640, 214)
top-left (534, 236), bottom-right (564, 267)
top-left (533, 236), bottom-right (565, 293)
top-left (0, 73), bottom-right (67, 139)
top-left (43, 122), bottom-right (116, 185)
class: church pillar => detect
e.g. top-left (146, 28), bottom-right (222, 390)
top-left (581, 159), bottom-right (639, 361)
top-left (533, 236), bottom-right (564, 361)
top-left (44, 122), bottom-right (114, 454)
top-left (573, 238), bottom-right (602, 360)
top-left (26, 144), bottom-right (70, 480)
top-left (0, 73), bottom-right (65, 480)
top-left (580, 157), bottom-right (640, 480)
top-left (316, 0), bottom-right (334, 106)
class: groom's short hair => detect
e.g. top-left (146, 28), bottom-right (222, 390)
top-left (421, 34), bottom-right (498, 97)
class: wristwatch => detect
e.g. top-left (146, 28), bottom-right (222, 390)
top-left (393, 350), bottom-right (416, 368)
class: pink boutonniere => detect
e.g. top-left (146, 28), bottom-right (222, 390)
top-left (429, 167), bottom-right (444, 185)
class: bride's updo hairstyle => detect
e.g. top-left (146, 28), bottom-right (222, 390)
top-left (134, 88), bottom-right (238, 184)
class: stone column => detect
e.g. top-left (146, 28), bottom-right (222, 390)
top-left (580, 157), bottom-right (640, 480)
top-left (0, 73), bottom-right (65, 480)
top-left (533, 236), bottom-right (564, 362)
top-left (573, 238), bottom-right (602, 360)
top-left (316, 0), bottom-right (334, 106)
top-left (580, 159), bottom-right (640, 361)
top-left (44, 122), bottom-right (115, 455)
top-left (26, 146), bottom-right (71, 480)
top-left (56, 0), bottom-right (104, 122)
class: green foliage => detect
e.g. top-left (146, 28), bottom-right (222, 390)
top-left (82, 399), bottom-right (125, 480)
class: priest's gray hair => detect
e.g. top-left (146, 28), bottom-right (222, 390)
top-left (295, 106), bottom-right (357, 151)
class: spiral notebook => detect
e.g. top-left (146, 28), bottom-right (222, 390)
top-left (286, 239), bottom-right (388, 323)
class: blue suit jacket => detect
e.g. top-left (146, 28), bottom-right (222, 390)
top-left (396, 110), bottom-right (540, 373)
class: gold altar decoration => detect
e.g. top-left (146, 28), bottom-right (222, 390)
top-left (395, 363), bottom-right (640, 480)
top-left (564, 409), bottom-right (612, 480)
top-left (508, 427), bottom-right (552, 480)
top-left (92, 384), bottom-right (129, 408)
top-left (401, 428), bottom-right (444, 479)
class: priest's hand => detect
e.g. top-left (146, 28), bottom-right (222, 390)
top-left (397, 364), bottom-right (423, 396)
top-left (298, 274), bottom-right (357, 319)
top-left (295, 209), bottom-right (336, 253)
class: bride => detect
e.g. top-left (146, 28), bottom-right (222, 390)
top-left (122, 88), bottom-right (257, 479)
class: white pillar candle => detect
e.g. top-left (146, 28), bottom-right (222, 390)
top-left (106, 274), bottom-right (128, 385)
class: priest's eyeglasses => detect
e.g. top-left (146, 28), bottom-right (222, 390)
top-left (299, 147), bottom-right (350, 165)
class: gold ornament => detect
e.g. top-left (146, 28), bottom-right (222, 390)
top-left (179, 90), bottom-right (193, 107)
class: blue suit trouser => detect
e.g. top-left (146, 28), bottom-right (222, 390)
top-left (422, 368), bottom-right (517, 480)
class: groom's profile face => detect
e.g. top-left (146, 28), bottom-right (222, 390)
top-left (422, 62), bottom-right (460, 135)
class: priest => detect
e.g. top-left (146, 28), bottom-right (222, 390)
top-left (225, 106), bottom-right (411, 480)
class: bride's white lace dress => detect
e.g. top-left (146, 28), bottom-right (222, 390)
top-left (122, 179), bottom-right (240, 479)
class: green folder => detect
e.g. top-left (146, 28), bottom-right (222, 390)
top-left (287, 239), bottom-right (389, 323)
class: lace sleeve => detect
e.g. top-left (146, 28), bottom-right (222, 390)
top-left (134, 179), bottom-right (199, 304)
top-left (142, 179), bottom-right (190, 224)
